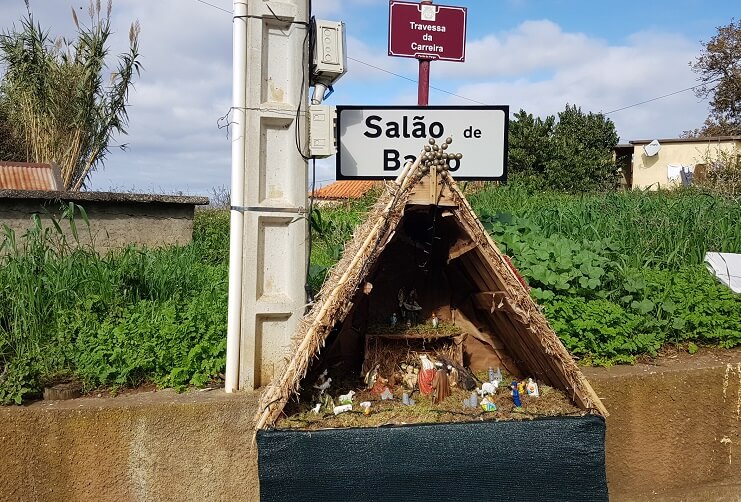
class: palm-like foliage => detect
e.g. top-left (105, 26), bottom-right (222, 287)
top-left (0, 0), bottom-right (141, 190)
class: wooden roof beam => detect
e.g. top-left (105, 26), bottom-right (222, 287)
top-left (448, 238), bottom-right (477, 263)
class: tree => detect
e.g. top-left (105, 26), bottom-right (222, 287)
top-left (508, 110), bottom-right (555, 179)
top-left (689, 19), bottom-right (741, 136)
top-left (508, 105), bottom-right (620, 191)
top-left (0, 0), bottom-right (141, 190)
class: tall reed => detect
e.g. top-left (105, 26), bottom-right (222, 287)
top-left (470, 182), bottom-right (741, 269)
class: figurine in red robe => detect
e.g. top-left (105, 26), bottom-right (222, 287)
top-left (418, 354), bottom-right (435, 396)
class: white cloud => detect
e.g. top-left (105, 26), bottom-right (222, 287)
top-left (1, 2), bottom-right (716, 192)
top-left (431, 23), bottom-right (706, 141)
top-left (436, 20), bottom-right (604, 79)
top-left (312, 0), bottom-right (386, 18)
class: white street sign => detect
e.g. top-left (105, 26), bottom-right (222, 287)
top-left (336, 105), bottom-right (508, 180)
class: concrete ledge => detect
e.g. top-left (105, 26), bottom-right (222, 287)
top-left (0, 391), bottom-right (261, 502)
top-left (0, 190), bottom-right (209, 206)
top-left (585, 349), bottom-right (741, 501)
top-left (0, 349), bottom-right (739, 501)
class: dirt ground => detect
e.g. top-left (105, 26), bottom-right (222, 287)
top-left (278, 368), bottom-right (580, 430)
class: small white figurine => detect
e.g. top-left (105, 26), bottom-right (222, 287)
top-left (477, 381), bottom-right (498, 397)
top-left (526, 378), bottom-right (540, 397)
top-left (333, 404), bottom-right (352, 415)
top-left (390, 313), bottom-right (397, 327)
top-left (310, 403), bottom-right (321, 414)
top-left (338, 390), bottom-right (356, 405)
top-left (489, 367), bottom-right (502, 387)
top-left (313, 376), bottom-right (332, 394)
top-left (360, 401), bottom-right (371, 415)
top-left (380, 388), bottom-right (394, 400)
top-left (431, 312), bottom-right (439, 328)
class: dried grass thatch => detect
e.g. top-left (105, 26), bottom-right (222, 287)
top-left (254, 149), bottom-right (607, 431)
top-left (254, 154), bottom-right (425, 430)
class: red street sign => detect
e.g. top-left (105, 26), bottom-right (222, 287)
top-left (388, 1), bottom-right (467, 62)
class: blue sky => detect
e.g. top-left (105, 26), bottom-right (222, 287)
top-left (1, 0), bottom-right (738, 194)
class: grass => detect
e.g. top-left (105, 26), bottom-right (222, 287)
top-left (470, 182), bottom-right (741, 269)
top-left (0, 204), bottom-right (228, 404)
top-left (1, 181), bottom-right (740, 405)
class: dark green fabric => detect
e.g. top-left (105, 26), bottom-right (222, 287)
top-left (257, 415), bottom-right (607, 501)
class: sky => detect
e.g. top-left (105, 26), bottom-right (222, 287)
top-left (0, 0), bottom-right (738, 195)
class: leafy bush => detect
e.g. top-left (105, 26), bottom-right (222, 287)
top-left (482, 213), bottom-right (620, 301)
top-left (482, 209), bottom-right (741, 365)
top-left (508, 105), bottom-right (620, 191)
top-left (64, 289), bottom-right (227, 390)
top-left (543, 297), bottom-right (659, 366)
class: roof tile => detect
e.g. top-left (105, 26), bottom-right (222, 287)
top-left (309, 180), bottom-right (379, 200)
top-left (0, 161), bottom-right (63, 191)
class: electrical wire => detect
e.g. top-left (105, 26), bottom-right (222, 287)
top-left (305, 158), bottom-right (317, 305)
top-left (198, 0), bottom-right (715, 116)
top-left (603, 77), bottom-right (723, 115)
top-left (294, 19), bottom-right (312, 161)
top-left (346, 56), bottom-right (488, 105)
top-left (194, 0), bottom-right (231, 14)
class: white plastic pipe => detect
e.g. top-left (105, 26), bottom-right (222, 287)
top-left (225, 0), bottom-right (248, 393)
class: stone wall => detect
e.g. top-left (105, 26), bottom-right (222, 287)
top-left (0, 190), bottom-right (208, 253)
top-left (0, 349), bottom-right (739, 501)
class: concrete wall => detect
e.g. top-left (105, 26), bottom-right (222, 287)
top-left (0, 349), bottom-right (739, 501)
top-left (631, 139), bottom-right (740, 190)
top-left (0, 191), bottom-right (208, 253)
top-left (584, 349), bottom-right (741, 500)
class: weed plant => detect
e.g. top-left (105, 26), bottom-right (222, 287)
top-left (474, 180), bottom-right (741, 364)
top-left (0, 204), bottom-right (228, 404)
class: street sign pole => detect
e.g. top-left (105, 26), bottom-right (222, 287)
top-left (418, 58), bottom-right (430, 106)
top-left (417, 0), bottom-right (432, 106)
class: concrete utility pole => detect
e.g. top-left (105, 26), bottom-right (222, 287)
top-left (226, 0), bottom-right (310, 391)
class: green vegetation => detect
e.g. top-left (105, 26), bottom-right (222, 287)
top-left (472, 182), bottom-right (741, 365)
top-left (2, 182), bottom-right (740, 404)
top-left (0, 205), bottom-right (227, 404)
top-left (308, 191), bottom-right (380, 293)
top-left (0, 1), bottom-right (141, 189)
top-left (508, 105), bottom-right (620, 191)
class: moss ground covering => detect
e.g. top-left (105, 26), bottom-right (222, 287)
top-left (1, 183), bottom-right (740, 405)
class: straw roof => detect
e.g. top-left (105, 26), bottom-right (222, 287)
top-left (255, 152), bottom-right (608, 430)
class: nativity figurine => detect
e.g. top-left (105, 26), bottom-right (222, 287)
top-left (431, 362), bottom-right (451, 404)
top-left (417, 354), bottom-right (436, 396)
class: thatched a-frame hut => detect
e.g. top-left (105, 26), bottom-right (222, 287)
top-left (254, 145), bottom-right (608, 431)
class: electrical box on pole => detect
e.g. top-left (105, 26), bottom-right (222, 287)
top-left (310, 20), bottom-right (347, 105)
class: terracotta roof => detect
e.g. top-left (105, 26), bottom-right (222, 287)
top-left (309, 180), bottom-right (379, 200)
top-left (0, 161), bottom-right (63, 191)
